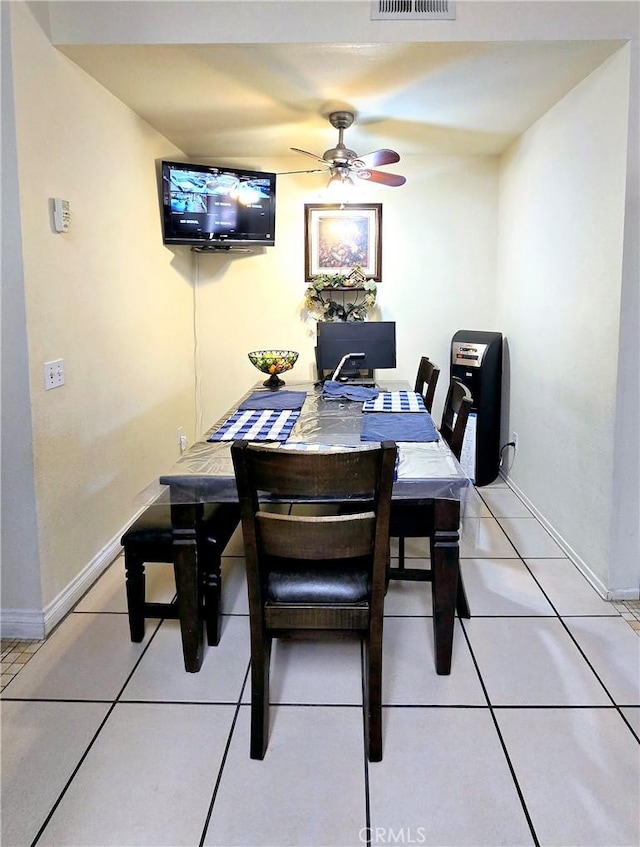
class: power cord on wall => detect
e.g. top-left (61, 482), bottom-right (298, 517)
top-left (193, 251), bottom-right (204, 439)
top-left (499, 440), bottom-right (517, 474)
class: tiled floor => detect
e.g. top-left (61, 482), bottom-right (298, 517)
top-left (2, 480), bottom-right (639, 847)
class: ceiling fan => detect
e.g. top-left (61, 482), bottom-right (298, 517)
top-left (289, 111), bottom-right (406, 188)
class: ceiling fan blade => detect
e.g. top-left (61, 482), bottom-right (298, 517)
top-left (290, 147), bottom-right (329, 165)
top-left (278, 168), bottom-right (327, 175)
top-left (356, 169), bottom-right (406, 187)
top-left (355, 149), bottom-right (400, 168)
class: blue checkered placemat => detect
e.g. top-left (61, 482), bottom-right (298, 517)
top-left (207, 409), bottom-right (301, 442)
top-left (362, 391), bottom-right (426, 413)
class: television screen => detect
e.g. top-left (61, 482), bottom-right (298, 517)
top-left (161, 161), bottom-right (276, 249)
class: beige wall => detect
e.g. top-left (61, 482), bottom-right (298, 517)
top-left (496, 47), bottom-right (631, 595)
top-left (5, 3), bottom-right (195, 626)
top-left (192, 154), bottom-right (498, 430)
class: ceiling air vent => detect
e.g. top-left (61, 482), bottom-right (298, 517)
top-left (371, 0), bottom-right (456, 20)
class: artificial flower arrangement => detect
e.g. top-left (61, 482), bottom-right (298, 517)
top-left (304, 265), bottom-right (377, 322)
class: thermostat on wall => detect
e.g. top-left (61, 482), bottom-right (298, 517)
top-left (53, 198), bottom-right (70, 233)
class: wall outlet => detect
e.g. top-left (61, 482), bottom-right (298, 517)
top-left (177, 427), bottom-right (187, 454)
top-left (44, 359), bottom-right (65, 390)
top-left (511, 432), bottom-right (519, 451)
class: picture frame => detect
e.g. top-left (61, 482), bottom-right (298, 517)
top-left (304, 203), bottom-right (382, 281)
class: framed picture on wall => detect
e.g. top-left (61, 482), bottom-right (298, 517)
top-left (304, 203), bottom-right (382, 281)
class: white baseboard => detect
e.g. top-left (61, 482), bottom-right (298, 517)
top-left (0, 608), bottom-right (46, 640)
top-left (500, 472), bottom-right (638, 602)
top-left (1, 530), bottom-right (124, 641)
top-left (0, 498), bottom-right (159, 641)
top-left (42, 535), bottom-right (124, 635)
top-left (606, 588), bottom-right (640, 601)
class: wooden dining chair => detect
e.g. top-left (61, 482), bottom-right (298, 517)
top-left (389, 378), bottom-right (473, 617)
top-left (231, 439), bottom-right (397, 762)
top-left (414, 356), bottom-right (441, 413)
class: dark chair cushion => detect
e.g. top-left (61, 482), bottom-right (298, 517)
top-left (121, 505), bottom-right (174, 547)
top-left (121, 503), bottom-right (239, 551)
top-left (266, 560), bottom-right (371, 604)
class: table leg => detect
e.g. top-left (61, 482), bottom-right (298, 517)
top-left (431, 498), bottom-right (461, 675)
top-left (171, 502), bottom-right (204, 672)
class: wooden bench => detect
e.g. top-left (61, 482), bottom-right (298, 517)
top-left (121, 501), bottom-right (240, 646)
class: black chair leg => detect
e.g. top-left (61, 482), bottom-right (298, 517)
top-left (365, 636), bottom-right (383, 762)
top-left (202, 558), bottom-right (222, 646)
top-left (250, 635), bottom-right (272, 760)
top-left (397, 536), bottom-right (405, 569)
top-left (124, 552), bottom-right (146, 642)
top-left (456, 572), bottom-right (471, 619)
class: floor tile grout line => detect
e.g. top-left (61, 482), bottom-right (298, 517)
top-left (477, 498), bottom-right (639, 639)
top-left (4, 697), bottom-right (632, 710)
top-left (480, 497), bottom-right (573, 598)
top-left (198, 658), bottom-right (251, 847)
top-left (615, 710), bottom-right (640, 743)
top-left (460, 525), bottom-right (638, 725)
top-left (551, 614), bottom-right (635, 712)
top-left (2, 697), bottom-right (117, 704)
top-left (27, 618), bottom-right (167, 845)
top-left (113, 616), bottom-right (166, 702)
top-left (463, 502), bottom-right (640, 815)
top-left (29, 701), bottom-right (119, 847)
top-left (465, 514), bottom-right (628, 711)
top-left (508, 545), bottom-right (636, 711)
top-left (488, 703), bottom-right (638, 710)
top-left (479, 489), bottom-right (640, 629)
top-left (3, 697), bottom-right (255, 708)
top-left (360, 640), bottom-right (373, 847)
top-left (18, 619), bottom-right (250, 847)
top-left (486, 703), bottom-right (640, 741)
top-left (470, 501), bottom-right (570, 621)
top-left (459, 617), bottom-right (541, 847)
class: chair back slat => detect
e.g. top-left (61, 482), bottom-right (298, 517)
top-left (439, 378), bottom-right (473, 460)
top-left (257, 511), bottom-right (376, 560)
top-left (414, 356), bottom-right (440, 413)
top-left (240, 446), bottom-right (386, 499)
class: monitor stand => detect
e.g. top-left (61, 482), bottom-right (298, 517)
top-left (344, 378), bottom-right (377, 387)
top-left (319, 365), bottom-right (376, 387)
top-left (337, 373), bottom-right (377, 387)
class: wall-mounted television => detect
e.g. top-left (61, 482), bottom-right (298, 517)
top-left (161, 160), bottom-right (276, 250)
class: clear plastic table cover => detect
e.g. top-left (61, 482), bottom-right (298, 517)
top-left (142, 381), bottom-right (482, 510)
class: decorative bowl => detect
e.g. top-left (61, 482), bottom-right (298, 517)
top-left (248, 350), bottom-right (299, 388)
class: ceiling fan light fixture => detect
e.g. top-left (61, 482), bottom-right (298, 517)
top-left (327, 168), bottom-right (355, 190)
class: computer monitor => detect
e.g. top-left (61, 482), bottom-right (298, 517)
top-left (316, 321), bottom-right (396, 380)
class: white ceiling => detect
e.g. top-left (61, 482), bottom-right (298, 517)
top-left (59, 40), bottom-right (622, 162)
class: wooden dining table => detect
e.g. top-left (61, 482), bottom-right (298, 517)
top-left (156, 379), bottom-right (474, 675)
